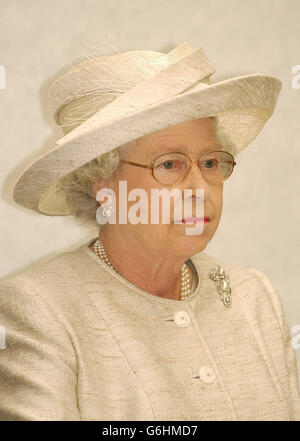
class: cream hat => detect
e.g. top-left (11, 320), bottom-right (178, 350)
top-left (12, 42), bottom-right (282, 216)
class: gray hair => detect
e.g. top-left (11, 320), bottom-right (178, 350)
top-left (61, 116), bottom-right (225, 229)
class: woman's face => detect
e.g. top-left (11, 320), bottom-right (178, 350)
top-left (97, 117), bottom-right (224, 259)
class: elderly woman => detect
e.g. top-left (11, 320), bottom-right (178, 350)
top-left (0, 43), bottom-right (299, 421)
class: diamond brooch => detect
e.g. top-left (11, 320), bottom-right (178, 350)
top-left (209, 265), bottom-right (232, 308)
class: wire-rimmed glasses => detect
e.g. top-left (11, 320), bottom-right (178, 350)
top-left (120, 150), bottom-right (236, 185)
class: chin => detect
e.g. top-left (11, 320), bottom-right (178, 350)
top-left (174, 223), bottom-right (211, 236)
top-left (177, 233), bottom-right (209, 248)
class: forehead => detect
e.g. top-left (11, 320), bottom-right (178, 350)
top-left (143, 132), bottom-right (221, 160)
top-left (130, 118), bottom-right (221, 160)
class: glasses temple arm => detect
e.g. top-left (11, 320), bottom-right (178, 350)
top-left (120, 160), bottom-right (151, 169)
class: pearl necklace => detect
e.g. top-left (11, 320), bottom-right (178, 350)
top-left (93, 238), bottom-right (193, 300)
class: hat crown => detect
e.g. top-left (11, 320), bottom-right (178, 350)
top-left (48, 43), bottom-right (215, 135)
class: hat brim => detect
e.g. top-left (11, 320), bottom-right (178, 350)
top-left (12, 73), bottom-right (281, 215)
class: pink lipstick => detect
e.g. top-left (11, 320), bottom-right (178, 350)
top-left (174, 217), bottom-right (210, 224)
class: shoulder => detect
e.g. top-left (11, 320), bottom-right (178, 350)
top-left (192, 250), bottom-right (287, 330)
top-left (0, 251), bottom-right (81, 420)
top-left (0, 240), bottom-right (93, 323)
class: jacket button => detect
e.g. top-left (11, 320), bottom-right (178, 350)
top-left (173, 310), bottom-right (190, 327)
top-left (199, 366), bottom-right (216, 383)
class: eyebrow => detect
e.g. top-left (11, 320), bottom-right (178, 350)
top-left (147, 144), bottom-right (222, 161)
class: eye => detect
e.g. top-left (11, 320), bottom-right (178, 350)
top-left (157, 159), bottom-right (182, 170)
top-left (202, 158), bottom-right (219, 169)
top-left (162, 160), bottom-right (175, 169)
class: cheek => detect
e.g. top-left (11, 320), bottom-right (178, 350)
top-left (210, 187), bottom-right (223, 212)
top-left (115, 172), bottom-right (158, 222)
top-left (123, 168), bottom-right (152, 191)
top-left (216, 194), bottom-right (223, 215)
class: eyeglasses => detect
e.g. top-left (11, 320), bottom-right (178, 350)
top-left (120, 150), bottom-right (236, 185)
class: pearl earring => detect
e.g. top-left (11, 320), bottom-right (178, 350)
top-left (96, 203), bottom-right (115, 225)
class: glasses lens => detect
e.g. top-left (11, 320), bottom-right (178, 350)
top-left (153, 153), bottom-right (189, 184)
top-left (199, 151), bottom-right (234, 183)
top-left (152, 151), bottom-right (234, 184)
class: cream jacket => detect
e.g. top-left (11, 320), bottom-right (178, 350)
top-left (0, 237), bottom-right (299, 421)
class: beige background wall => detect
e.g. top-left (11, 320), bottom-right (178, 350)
top-left (1, 0), bottom-right (300, 376)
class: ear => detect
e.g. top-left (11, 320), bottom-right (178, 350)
top-left (92, 178), bottom-right (106, 198)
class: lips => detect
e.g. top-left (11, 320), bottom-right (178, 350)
top-left (174, 217), bottom-right (210, 224)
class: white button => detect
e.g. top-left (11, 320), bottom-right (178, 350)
top-left (173, 310), bottom-right (190, 327)
top-left (199, 366), bottom-right (216, 384)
